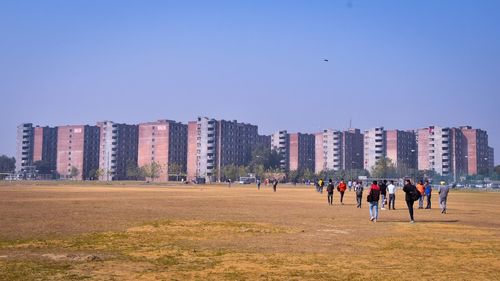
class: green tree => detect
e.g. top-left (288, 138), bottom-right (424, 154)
top-left (69, 166), bottom-right (79, 179)
top-left (494, 165), bottom-right (500, 175)
top-left (249, 145), bottom-right (283, 171)
top-left (33, 160), bottom-right (53, 174)
top-left (0, 155), bottom-right (15, 173)
top-left (126, 160), bottom-right (140, 180)
top-left (371, 157), bottom-right (397, 178)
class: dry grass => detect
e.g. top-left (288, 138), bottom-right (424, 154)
top-left (0, 183), bottom-right (499, 280)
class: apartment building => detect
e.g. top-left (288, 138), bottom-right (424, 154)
top-left (138, 120), bottom-right (187, 181)
top-left (417, 126), bottom-right (451, 176)
top-left (342, 128), bottom-right (364, 171)
top-left (271, 130), bottom-right (290, 171)
top-left (461, 126), bottom-right (491, 175)
top-left (56, 125), bottom-right (100, 180)
top-left (187, 117), bottom-right (262, 181)
top-left (314, 129), bottom-right (342, 173)
top-left (15, 123), bottom-right (35, 172)
top-left (364, 127), bottom-right (386, 172)
top-left (97, 121), bottom-right (138, 181)
top-left (289, 133), bottom-right (315, 172)
top-left (386, 130), bottom-right (417, 174)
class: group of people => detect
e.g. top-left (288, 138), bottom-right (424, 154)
top-left (317, 178), bottom-right (451, 223)
top-left (366, 179), bottom-right (450, 223)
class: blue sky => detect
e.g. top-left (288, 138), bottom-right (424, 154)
top-left (1, 0), bottom-right (499, 164)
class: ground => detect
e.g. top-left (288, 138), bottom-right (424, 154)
top-left (0, 181), bottom-right (499, 280)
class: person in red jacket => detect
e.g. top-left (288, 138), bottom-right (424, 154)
top-left (337, 179), bottom-right (347, 205)
top-left (367, 180), bottom-right (381, 222)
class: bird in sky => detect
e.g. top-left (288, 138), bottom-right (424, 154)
top-left (324, 59), bottom-right (329, 62)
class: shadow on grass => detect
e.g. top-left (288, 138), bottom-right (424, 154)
top-left (376, 219), bottom-right (459, 223)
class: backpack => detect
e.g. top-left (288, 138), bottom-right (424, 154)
top-left (412, 186), bottom-right (421, 201)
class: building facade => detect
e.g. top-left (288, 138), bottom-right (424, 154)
top-left (417, 126), bottom-right (451, 176)
top-left (289, 133), bottom-right (315, 172)
top-left (461, 126), bottom-right (491, 175)
top-left (138, 120), bottom-right (187, 181)
top-left (386, 130), bottom-right (417, 175)
top-left (342, 128), bottom-right (364, 171)
top-left (187, 117), bottom-right (262, 181)
top-left (32, 126), bottom-right (58, 171)
top-left (364, 127), bottom-right (386, 172)
top-left (15, 123), bottom-right (34, 172)
top-left (314, 129), bottom-right (342, 173)
top-left (97, 121), bottom-right (138, 181)
top-left (56, 125), bottom-right (100, 180)
top-left (271, 130), bottom-right (289, 171)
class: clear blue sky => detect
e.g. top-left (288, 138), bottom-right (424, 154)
top-left (1, 0), bottom-right (499, 164)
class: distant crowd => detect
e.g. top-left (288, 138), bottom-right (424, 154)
top-left (244, 177), bottom-right (451, 224)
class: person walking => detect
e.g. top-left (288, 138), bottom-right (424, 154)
top-left (337, 179), bottom-right (347, 205)
top-left (379, 180), bottom-right (388, 210)
top-left (319, 179), bottom-right (325, 194)
top-left (354, 181), bottom-right (363, 208)
top-left (326, 179), bottom-right (335, 205)
top-left (367, 181), bottom-right (381, 222)
top-left (272, 179), bottom-right (278, 192)
top-left (348, 180), bottom-right (353, 192)
top-left (387, 180), bottom-right (397, 210)
top-left (416, 180), bottom-right (425, 209)
top-left (256, 178), bottom-right (261, 190)
top-left (403, 179), bottom-right (419, 223)
top-left (438, 183), bottom-right (450, 214)
top-left (425, 180), bottom-right (432, 209)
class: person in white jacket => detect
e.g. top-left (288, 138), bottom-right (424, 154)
top-left (387, 180), bottom-right (397, 210)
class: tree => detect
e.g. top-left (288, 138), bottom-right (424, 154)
top-left (371, 157), bottom-right (397, 178)
top-left (33, 160), bottom-right (53, 174)
top-left (141, 162), bottom-right (163, 182)
top-left (69, 166), bottom-right (80, 179)
top-left (89, 168), bottom-right (104, 180)
top-left (0, 155), bottom-right (15, 173)
top-left (495, 165), bottom-right (500, 175)
top-left (126, 160), bottom-right (140, 180)
top-left (168, 163), bottom-right (185, 181)
top-left (249, 145), bottom-right (283, 172)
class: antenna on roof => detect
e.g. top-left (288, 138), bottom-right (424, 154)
top-left (349, 118), bottom-right (352, 129)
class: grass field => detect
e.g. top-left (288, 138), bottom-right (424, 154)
top-left (0, 182), bottom-right (499, 280)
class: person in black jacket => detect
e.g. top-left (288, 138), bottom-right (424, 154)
top-left (326, 179), bottom-right (334, 205)
top-left (403, 179), bottom-right (417, 223)
top-left (379, 180), bottom-right (388, 210)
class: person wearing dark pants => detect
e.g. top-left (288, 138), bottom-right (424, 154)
top-left (337, 179), bottom-right (347, 205)
top-left (354, 181), bottom-right (363, 208)
top-left (425, 180), bottom-right (432, 209)
top-left (403, 179), bottom-right (417, 223)
top-left (272, 179), bottom-right (278, 192)
top-left (387, 180), bottom-right (396, 210)
top-left (326, 179), bottom-right (334, 205)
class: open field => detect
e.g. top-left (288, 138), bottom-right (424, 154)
top-left (0, 182), bottom-right (499, 280)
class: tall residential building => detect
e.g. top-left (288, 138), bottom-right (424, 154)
top-left (271, 130), bottom-right (289, 171)
top-left (364, 127), bottom-right (386, 172)
top-left (138, 120), bottom-right (187, 181)
top-left (314, 129), bottom-right (342, 173)
top-left (461, 126), bottom-right (491, 175)
top-left (187, 117), bottom-right (261, 181)
top-left (97, 121), bottom-right (138, 181)
top-left (15, 123), bottom-right (34, 172)
top-left (33, 126), bottom-right (58, 171)
top-left (56, 125), bottom-right (100, 180)
top-left (386, 130), bottom-right (417, 174)
top-left (289, 133), bottom-right (315, 171)
top-left (342, 128), bottom-right (364, 170)
top-left (488, 146), bottom-right (495, 172)
top-left (449, 128), bottom-right (468, 179)
top-left (417, 126), bottom-right (451, 176)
